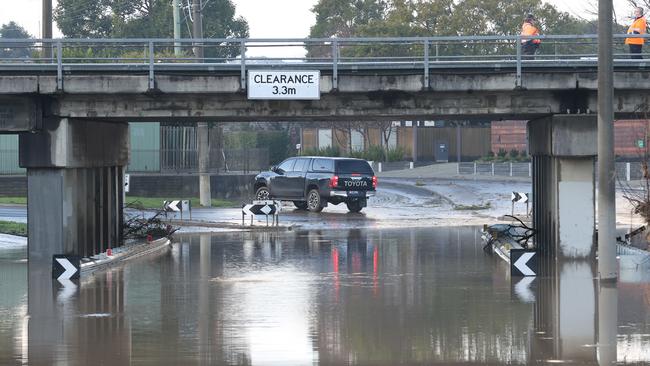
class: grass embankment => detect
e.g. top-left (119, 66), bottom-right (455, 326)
top-left (125, 197), bottom-right (238, 210)
top-left (0, 196), bottom-right (238, 210)
top-left (0, 221), bottom-right (27, 237)
top-left (0, 197), bottom-right (27, 205)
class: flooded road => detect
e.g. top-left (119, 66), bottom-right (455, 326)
top-left (2, 227), bottom-right (650, 365)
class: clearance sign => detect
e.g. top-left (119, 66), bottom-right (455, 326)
top-left (247, 70), bottom-right (320, 100)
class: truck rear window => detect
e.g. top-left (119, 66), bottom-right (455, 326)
top-left (336, 160), bottom-right (373, 174)
top-left (312, 159), bottom-right (335, 172)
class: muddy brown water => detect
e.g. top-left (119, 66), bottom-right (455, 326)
top-left (1, 227), bottom-right (650, 365)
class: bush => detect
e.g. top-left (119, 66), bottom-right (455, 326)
top-left (518, 150), bottom-right (530, 162)
top-left (363, 145), bottom-right (385, 162)
top-left (497, 148), bottom-right (508, 159)
top-left (301, 146), bottom-right (341, 157)
top-left (385, 146), bottom-right (406, 162)
top-left (509, 148), bottom-right (519, 160)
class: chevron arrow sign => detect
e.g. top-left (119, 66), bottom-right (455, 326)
top-left (52, 255), bottom-right (81, 280)
top-left (510, 249), bottom-right (537, 277)
top-left (511, 192), bottom-right (529, 203)
top-left (163, 200), bottom-right (181, 212)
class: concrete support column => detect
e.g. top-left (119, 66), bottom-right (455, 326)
top-left (532, 262), bottom-right (599, 363)
top-left (197, 122), bottom-right (211, 207)
top-left (20, 118), bottom-right (129, 264)
top-left (528, 115), bottom-right (597, 259)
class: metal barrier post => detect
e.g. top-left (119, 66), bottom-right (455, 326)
top-left (510, 162), bottom-right (513, 177)
top-left (240, 40), bottom-right (247, 91)
top-left (332, 39), bottom-right (339, 90)
top-left (423, 39), bottom-right (430, 89)
top-left (491, 163), bottom-right (495, 176)
top-left (474, 162), bottom-right (477, 175)
top-left (516, 35), bottom-right (522, 88)
top-left (148, 41), bottom-right (155, 90)
top-left (626, 162), bottom-right (631, 181)
top-left (56, 41), bottom-right (63, 91)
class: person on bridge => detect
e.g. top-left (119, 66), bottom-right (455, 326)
top-left (625, 7), bottom-right (647, 59)
top-left (520, 14), bottom-right (541, 57)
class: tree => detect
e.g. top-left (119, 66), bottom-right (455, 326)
top-left (0, 22), bottom-right (33, 59)
top-left (54, 0), bottom-right (249, 58)
top-left (309, 0), bottom-right (596, 58)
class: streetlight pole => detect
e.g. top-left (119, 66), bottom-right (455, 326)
top-left (597, 0), bottom-right (617, 281)
top-left (173, 0), bottom-right (182, 56)
top-left (42, 0), bottom-right (52, 60)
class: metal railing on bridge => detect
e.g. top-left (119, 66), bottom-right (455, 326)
top-left (1, 34), bottom-right (649, 89)
top-left (458, 161), bottom-right (647, 182)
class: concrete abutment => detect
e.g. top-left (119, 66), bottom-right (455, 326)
top-left (529, 115), bottom-right (597, 260)
top-left (20, 118), bottom-right (129, 268)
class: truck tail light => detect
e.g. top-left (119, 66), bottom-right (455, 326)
top-left (372, 176), bottom-right (378, 188)
top-left (329, 175), bottom-right (339, 188)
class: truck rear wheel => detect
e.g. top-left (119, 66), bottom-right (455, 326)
top-left (346, 200), bottom-right (364, 213)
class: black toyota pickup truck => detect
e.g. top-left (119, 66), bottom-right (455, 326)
top-left (253, 157), bottom-right (377, 213)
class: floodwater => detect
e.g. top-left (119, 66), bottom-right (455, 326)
top-left (1, 227), bottom-right (650, 365)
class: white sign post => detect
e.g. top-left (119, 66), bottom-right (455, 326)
top-left (248, 70), bottom-right (320, 100)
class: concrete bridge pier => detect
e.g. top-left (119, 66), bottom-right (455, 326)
top-left (19, 118), bottom-right (129, 268)
top-left (528, 115), bottom-right (597, 260)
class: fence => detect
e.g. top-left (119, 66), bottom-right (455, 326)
top-left (1, 35), bottom-right (650, 92)
top-left (458, 161), bottom-right (648, 182)
top-left (0, 149), bottom-right (23, 175)
top-left (458, 162), bottom-right (533, 178)
top-left (129, 148), bottom-right (269, 174)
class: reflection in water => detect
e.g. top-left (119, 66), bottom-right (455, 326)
top-left (0, 228), bottom-right (649, 364)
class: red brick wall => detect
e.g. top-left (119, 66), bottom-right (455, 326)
top-left (490, 119), bottom-right (650, 158)
top-left (614, 120), bottom-right (649, 157)
top-left (491, 121), bottom-right (527, 154)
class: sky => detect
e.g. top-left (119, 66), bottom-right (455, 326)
top-left (0, 0), bottom-right (640, 40)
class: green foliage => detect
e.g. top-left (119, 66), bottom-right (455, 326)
top-left (348, 146), bottom-right (404, 162)
top-left (509, 148), bottom-right (519, 160)
top-left (257, 132), bottom-right (290, 165)
top-left (497, 148), bottom-right (508, 158)
top-left (225, 131), bottom-right (291, 165)
top-left (301, 146), bottom-right (341, 157)
top-left (0, 197), bottom-right (27, 205)
top-left (0, 220), bottom-right (27, 237)
top-left (309, 0), bottom-right (600, 58)
top-left (125, 196), bottom-right (237, 209)
top-left (0, 22), bottom-right (33, 59)
top-left (54, 0), bottom-right (249, 59)
top-left (224, 131), bottom-right (257, 149)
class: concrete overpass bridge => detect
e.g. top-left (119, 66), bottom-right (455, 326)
top-left (1, 35), bottom-right (649, 270)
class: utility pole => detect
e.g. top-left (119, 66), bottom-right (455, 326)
top-left (597, 0), bottom-right (617, 281)
top-left (173, 0), bottom-right (182, 56)
top-left (192, 0), bottom-right (204, 59)
top-left (192, 0), bottom-right (211, 207)
top-left (42, 0), bottom-right (53, 60)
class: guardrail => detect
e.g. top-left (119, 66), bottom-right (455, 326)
top-left (458, 161), bottom-right (647, 182)
top-left (1, 35), bottom-right (650, 90)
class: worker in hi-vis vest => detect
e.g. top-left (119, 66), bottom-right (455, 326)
top-left (520, 14), bottom-right (541, 57)
top-left (625, 7), bottom-right (647, 59)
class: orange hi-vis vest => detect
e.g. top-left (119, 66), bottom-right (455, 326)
top-left (521, 22), bottom-right (541, 44)
top-left (626, 16), bottom-right (647, 45)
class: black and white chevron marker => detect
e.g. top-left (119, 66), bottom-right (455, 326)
top-left (243, 200), bottom-right (279, 216)
top-left (52, 255), bottom-right (81, 280)
top-left (163, 200), bottom-right (181, 212)
top-left (511, 192), bottom-right (529, 203)
top-left (510, 249), bottom-right (537, 277)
